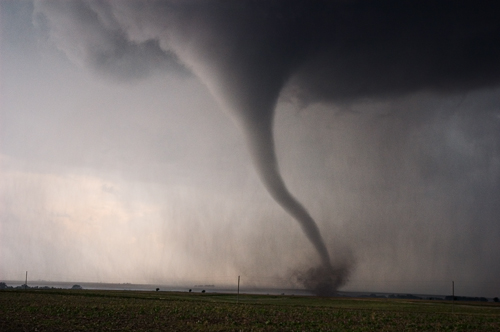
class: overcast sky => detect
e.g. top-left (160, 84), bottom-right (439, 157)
top-left (1, 1), bottom-right (500, 297)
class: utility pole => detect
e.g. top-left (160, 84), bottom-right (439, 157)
top-left (237, 276), bottom-right (240, 304)
top-left (25, 271), bottom-right (28, 290)
top-left (452, 280), bottom-right (455, 313)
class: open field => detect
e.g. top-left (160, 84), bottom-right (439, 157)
top-left (1, 290), bottom-right (499, 331)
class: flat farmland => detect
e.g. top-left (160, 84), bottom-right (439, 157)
top-left (1, 290), bottom-right (499, 331)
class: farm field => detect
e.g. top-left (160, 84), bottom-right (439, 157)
top-left (1, 289), bottom-right (499, 331)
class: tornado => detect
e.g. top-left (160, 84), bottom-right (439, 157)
top-left (206, 61), bottom-right (339, 293)
top-left (243, 111), bottom-right (349, 294)
top-left (195, 41), bottom-right (342, 291)
top-left (197, 44), bottom-right (334, 270)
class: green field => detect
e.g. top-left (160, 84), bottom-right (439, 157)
top-left (1, 290), bottom-right (499, 331)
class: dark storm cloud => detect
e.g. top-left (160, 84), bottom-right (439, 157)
top-left (34, 1), bottom-right (500, 95)
top-left (291, 1), bottom-right (500, 102)
top-left (33, 0), bottom-right (500, 295)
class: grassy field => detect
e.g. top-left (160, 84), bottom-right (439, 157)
top-left (1, 290), bottom-right (499, 331)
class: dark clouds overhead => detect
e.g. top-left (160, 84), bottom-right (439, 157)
top-left (292, 1), bottom-right (500, 102)
top-left (34, 1), bottom-right (500, 99)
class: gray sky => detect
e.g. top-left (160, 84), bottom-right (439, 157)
top-left (1, 1), bottom-right (499, 297)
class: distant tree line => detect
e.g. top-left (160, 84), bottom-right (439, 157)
top-left (0, 282), bottom-right (82, 290)
top-left (444, 296), bottom-right (489, 302)
top-left (362, 292), bottom-right (498, 302)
